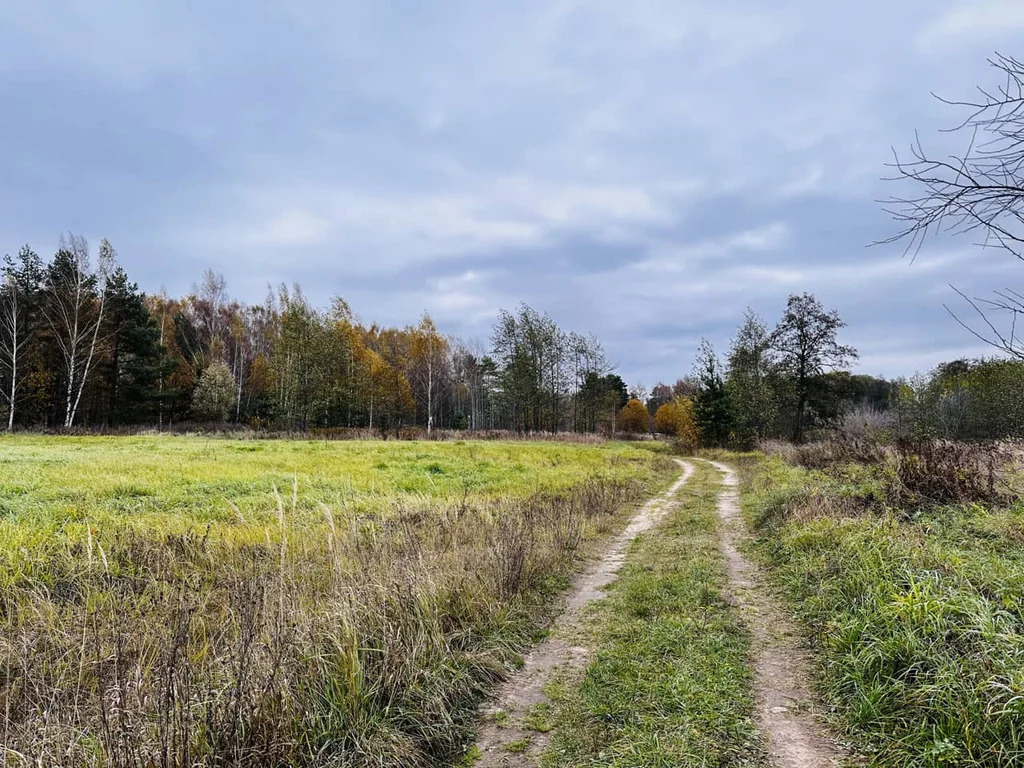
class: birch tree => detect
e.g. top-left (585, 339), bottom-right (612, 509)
top-left (0, 247), bottom-right (42, 430)
top-left (411, 313), bottom-right (449, 434)
top-left (43, 234), bottom-right (113, 427)
top-left (0, 272), bottom-right (21, 431)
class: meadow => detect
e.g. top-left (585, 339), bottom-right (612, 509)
top-left (0, 435), bottom-right (675, 767)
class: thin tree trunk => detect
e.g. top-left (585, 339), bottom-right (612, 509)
top-left (158, 307), bottom-right (166, 429)
top-left (5, 289), bottom-right (17, 432)
top-left (64, 342), bottom-right (77, 428)
top-left (793, 370), bottom-right (807, 443)
top-left (68, 290), bottom-right (105, 428)
top-left (234, 345), bottom-right (245, 422)
top-left (426, 353), bottom-right (433, 434)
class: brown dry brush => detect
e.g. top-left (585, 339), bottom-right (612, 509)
top-left (886, 438), bottom-right (1014, 506)
top-left (0, 476), bottom-right (647, 767)
top-left (760, 434), bottom-right (1016, 508)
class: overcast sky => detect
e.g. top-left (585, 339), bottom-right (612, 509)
top-left (2, 1), bottom-right (1023, 387)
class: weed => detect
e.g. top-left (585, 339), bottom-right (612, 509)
top-left (503, 737), bottom-right (531, 754)
top-left (522, 702), bottom-right (553, 733)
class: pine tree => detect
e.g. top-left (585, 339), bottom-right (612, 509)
top-left (693, 339), bottom-right (734, 447)
top-left (100, 267), bottom-right (167, 424)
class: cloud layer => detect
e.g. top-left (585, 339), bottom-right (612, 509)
top-left (1, 0), bottom-right (1021, 385)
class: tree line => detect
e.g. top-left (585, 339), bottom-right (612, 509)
top-left (627, 292), bottom-right (1024, 448)
top-left (0, 236), bottom-right (628, 433)
top-left (6, 240), bottom-right (1018, 442)
top-left (619, 293), bottom-right (894, 448)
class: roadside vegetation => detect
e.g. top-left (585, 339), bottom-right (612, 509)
top-left (735, 438), bottom-right (1024, 767)
top-left (541, 461), bottom-right (763, 767)
top-left (0, 436), bottom-right (675, 767)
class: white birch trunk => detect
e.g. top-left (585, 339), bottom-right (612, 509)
top-left (426, 352), bottom-right (433, 434)
top-left (63, 279), bottom-right (81, 428)
top-left (0, 280), bottom-right (19, 431)
top-left (158, 307), bottom-right (166, 428)
top-left (68, 287), bottom-right (105, 428)
top-left (8, 293), bottom-right (17, 432)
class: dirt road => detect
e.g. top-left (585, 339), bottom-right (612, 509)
top-left (707, 460), bottom-right (847, 768)
top-left (472, 459), bottom-right (694, 767)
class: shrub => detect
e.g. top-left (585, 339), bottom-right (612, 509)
top-left (837, 405), bottom-right (895, 440)
top-left (191, 361), bottom-right (236, 421)
top-left (887, 439), bottom-right (1013, 507)
top-left (653, 397), bottom-right (700, 452)
top-left (791, 435), bottom-right (887, 469)
top-left (617, 398), bottom-right (649, 434)
top-left (764, 433), bottom-right (1014, 509)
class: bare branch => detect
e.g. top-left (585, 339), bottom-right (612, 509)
top-left (882, 53), bottom-right (1024, 359)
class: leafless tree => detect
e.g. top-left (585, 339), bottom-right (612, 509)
top-left (881, 53), bottom-right (1024, 358)
top-left (196, 268), bottom-right (228, 339)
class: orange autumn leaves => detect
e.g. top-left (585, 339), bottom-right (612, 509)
top-left (654, 397), bottom-right (699, 451)
top-left (616, 396), bottom-right (699, 452)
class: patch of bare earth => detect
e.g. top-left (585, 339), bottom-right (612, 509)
top-left (707, 460), bottom-right (850, 768)
top-left (471, 459), bottom-right (694, 767)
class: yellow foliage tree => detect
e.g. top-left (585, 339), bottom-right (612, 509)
top-left (617, 398), bottom-right (649, 434)
top-left (653, 397), bottom-right (700, 452)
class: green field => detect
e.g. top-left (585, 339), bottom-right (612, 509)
top-left (0, 435), bottom-right (673, 768)
top-left (0, 435), bottom-right (660, 522)
top-left (0, 435), bottom-right (667, 561)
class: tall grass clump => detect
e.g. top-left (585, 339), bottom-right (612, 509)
top-left (0, 469), bottom-right (663, 767)
top-left (739, 451), bottom-right (1024, 768)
